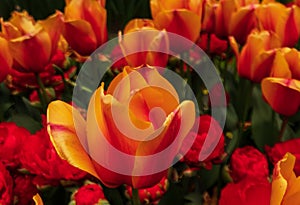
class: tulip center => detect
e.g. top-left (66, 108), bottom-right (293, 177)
top-left (148, 107), bottom-right (167, 129)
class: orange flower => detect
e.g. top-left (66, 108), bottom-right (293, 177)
top-left (237, 30), bottom-right (281, 82)
top-left (261, 77), bottom-right (300, 116)
top-left (119, 19), bottom-right (169, 67)
top-left (62, 0), bottom-right (107, 56)
top-left (47, 67), bottom-right (195, 188)
top-left (150, 0), bottom-right (202, 43)
top-left (214, 0), bottom-right (259, 42)
top-left (0, 36), bottom-right (12, 82)
top-left (228, 4), bottom-right (258, 44)
top-left (1, 11), bottom-right (63, 73)
top-left (256, 2), bottom-right (300, 47)
top-left (202, 0), bottom-right (217, 33)
top-left (271, 153), bottom-right (300, 205)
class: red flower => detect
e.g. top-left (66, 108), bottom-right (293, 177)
top-left (74, 184), bottom-right (108, 205)
top-left (20, 116), bottom-right (86, 181)
top-left (0, 162), bottom-right (13, 205)
top-left (0, 122), bottom-right (30, 168)
top-left (182, 115), bottom-right (225, 169)
top-left (219, 178), bottom-right (271, 205)
top-left (197, 33), bottom-right (228, 55)
top-left (266, 138), bottom-right (300, 176)
top-left (13, 174), bottom-right (38, 205)
top-left (230, 146), bottom-right (269, 182)
top-left (126, 176), bottom-right (168, 204)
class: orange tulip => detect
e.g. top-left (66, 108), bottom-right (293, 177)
top-left (261, 77), bottom-right (300, 116)
top-left (256, 3), bottom-right (300, 47)
top-left (214, 0), bottom-right (259, 42)
top-left (202, 0), bottom-right (218, 33)
top-left (0, 36), bottom-right (13, 82)
top-left (150, 0), bottom-right (202, 43)
top-left (47, 67), bottom-right (195, 188)
top-left (63, 0), bottom-right (107, 56)
top-left (228, 4), bottom-right (258, 44)
top-left (119, 19), bottom-right (169, 68)
top-left (237, 30), bottom-right (281, 82)
top-left (214, 0), bottom-right (239, 38)
top-left (271, 153), bottom-right (300, 205)
top-left (1, 11), bottom-right (63, 73)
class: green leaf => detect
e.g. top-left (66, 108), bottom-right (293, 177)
top-left (251, 86), bottom-right (279, 150)
top-left (8, 114), bottom-right (42, 134)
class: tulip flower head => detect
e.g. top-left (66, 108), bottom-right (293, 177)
top-left (1, 11), bottom-right (63, 73)
top-left (47, 66), bottom-right (196, 188)
top-left (271, 153), bottom-right (300, 205)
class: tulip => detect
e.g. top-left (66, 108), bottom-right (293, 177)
top-left (47, 67), bottom-right (195, 188)
top-left (271, 153), bottom-right (300, 205)
top-left (150, 0), bottom-right (202, 44)
top-left (256, 3), bottom-right (300, 47)
top-left (1, 11), bottom-right (63, 73)
top-left (0, 36), bottom-right (12, 82)
top-left (202, 0), bottom-right (217, 33)
top-left (228, 4), bottom-right (258, 44)
top-left (261, 77), bottom-right (300, 116)
top-left (62, 0), bottom-right (107, 56)
top-left (119, 19), bottom-right (169, 67)
top-left (214, 0), bottom-right (239, 38)
top-left (237, 30), bottom-right (281, 82)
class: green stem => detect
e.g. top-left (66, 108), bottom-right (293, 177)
top-left (279, 117), bottom-right (289, 141)
top-left (132, 188), bottom-right (141, 205)
top-left (35, 73), bottom-right (49, 112)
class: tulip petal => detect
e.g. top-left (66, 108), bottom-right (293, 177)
top-left (38, 11), bottom-right (63, 56)
top-left (0, 37), bottom-right (12, 82)
top-left (284, 48), bottom-right (300, 79)
top-left (9, 26), bottom-right (52, 73)
top-left (1, 20), bottom-right (22, 39)
top-left (63, 20), bottom-right (97, 56)
top-left (269, 50), bottom-right (291, 79)
top-left (261, 78), bottom-right (300, 116)
top-left (33, 194), bottom-right (43, 205)
top-left (81, 0), bottom-right (107, 45)
top-left (229, 5), bottom-right (257, 44)
top-left (154, 9), bottom-right (201, 43)
top-left (47, 100), bottom-right (99, 179)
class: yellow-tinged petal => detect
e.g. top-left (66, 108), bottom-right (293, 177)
top-left (47, 100), bottom-right (99, 179)
top-left (284, 48), bottom-right (300, 79)
top-left (124, 19), bottom-right (155, 33)
top-left (271, 155), bottom-right (288, 205)
top-left (271, 153), bottom-right (300, 205)
top-left (33, 194), bottom-right (43, 205)
top-left (9, 11), bottom-right (36, 35)
top-left (269, 50), bottom-right (291, 79)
